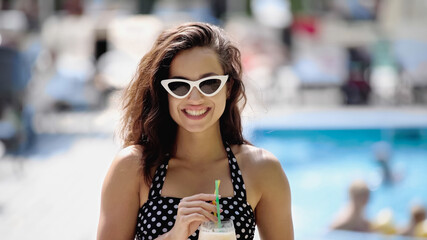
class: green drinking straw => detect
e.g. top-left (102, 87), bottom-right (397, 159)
top-left (215, 180), bottom-right (221, 227)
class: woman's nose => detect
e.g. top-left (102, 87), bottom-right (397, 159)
top-left (187, 87), bottom-right (203, 101)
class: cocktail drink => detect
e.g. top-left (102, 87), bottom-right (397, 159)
top-left (198, 219), bottom-right (237, 240)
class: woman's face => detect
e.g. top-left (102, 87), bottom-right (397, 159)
top-left (166, 46), bottom-right (227, 134)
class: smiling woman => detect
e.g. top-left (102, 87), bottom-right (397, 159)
top-left (97, 22), bottom-right (294, 240)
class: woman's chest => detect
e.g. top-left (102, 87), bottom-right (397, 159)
top-left (136, 196), bottom-right (256, 240)
top-left (161, 159), bottom-right (235, 198)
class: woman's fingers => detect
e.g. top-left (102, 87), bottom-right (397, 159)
top-left (183, 193), bottom-right (218, 202)
top-left (182, 193), bottom-right (219, 213)
top-left (179, 200), bottom-right (218, 213)
top-left (178, 206), bottom-right (218, 222)
top-left (171, 193), bottom-right (222, 237)
top-left (178, 200), bottom-right (218, 221)
top-left (179, 193), bottom-right (219, 216)
top-left (180, 212), bottom-right (215, 224)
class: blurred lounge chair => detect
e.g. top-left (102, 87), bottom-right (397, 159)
top-left (292, 44), bottom-right (347, 106)
top-left (95, 15), bottom-right (163, 90)
top-left (41, 9), bottom-right (100, 110)
top-left (394, 39), bottom-right (427, 104)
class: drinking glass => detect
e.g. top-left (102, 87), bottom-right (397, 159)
top-left (198, 219), bottom-right (237, 240)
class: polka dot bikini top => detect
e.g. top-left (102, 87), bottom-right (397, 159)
top-left (135, 143), bottom-right (256, 240)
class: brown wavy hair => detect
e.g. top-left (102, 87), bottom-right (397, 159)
top-left (119, 22), bottom-right (248, 183)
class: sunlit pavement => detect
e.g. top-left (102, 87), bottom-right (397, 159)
top-left (0, 108), bottom-right (121, 240)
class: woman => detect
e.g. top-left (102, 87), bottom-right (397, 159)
top-left (97, 22), bottom-right (293, 240)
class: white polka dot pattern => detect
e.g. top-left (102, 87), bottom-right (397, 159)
top-left (135, 143), bottom-right (255, 240)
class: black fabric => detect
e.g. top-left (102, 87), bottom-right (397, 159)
top-left (135, 143), bottom-right (256, 240)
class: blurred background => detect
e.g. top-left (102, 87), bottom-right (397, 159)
top-left (0, 0), bottom-right (426, 239)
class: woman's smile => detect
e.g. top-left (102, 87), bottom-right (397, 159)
top-left (182, 107), bottom-right (211, 120)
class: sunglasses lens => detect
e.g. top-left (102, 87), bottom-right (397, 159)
top-left (168, 82), bottom-right (191, 97)
top-left (200, 78), bottom-right (222, 95)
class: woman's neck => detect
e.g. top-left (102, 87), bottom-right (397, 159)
top-left (173, 124), bottom-right (226, 164)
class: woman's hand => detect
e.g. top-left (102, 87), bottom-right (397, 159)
top-left (165, 193), bottom-right (219, 240)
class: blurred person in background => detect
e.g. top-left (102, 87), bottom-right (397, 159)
top-left (330, 179), bottom-right (371, 232)
top-left (0, 1), bottom-right (35, 153)
top-left (97, 22), bottom-right (293, 240)
top-left (372, 141), bottom-right (403, 186)
top-left (0, 45), bottom-right (33, 153)
top-left (373, 141), bottom-right (393, 184)
top-left (399, 203), bottom-right (426, 237)
top-left (341, 47), bottom-right (371, 105)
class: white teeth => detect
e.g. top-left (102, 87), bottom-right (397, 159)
top-left (185, 109), bottom-right (207, 116)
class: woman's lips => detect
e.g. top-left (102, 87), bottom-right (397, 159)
top-left (182, 107), bottom-right (211, 119)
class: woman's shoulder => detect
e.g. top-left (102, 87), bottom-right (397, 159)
top-left (110, 144), bottom-right (144, 174)
top-left (101, 145), bottom-right (145, 206)
top-left (117, 144), bottom-right (144, 159)
top-left (233, 144), bottom-right (282, 173)
top-left (234, 144), bottom-right (279, 163)
top-left (232, 144), bottom-right (289, 205)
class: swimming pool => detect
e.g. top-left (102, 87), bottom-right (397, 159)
top-left (249, 127), bottom-right (427, 239)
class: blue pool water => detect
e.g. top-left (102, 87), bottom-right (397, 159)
top-left (249, 128), bottom-right (427, 239)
